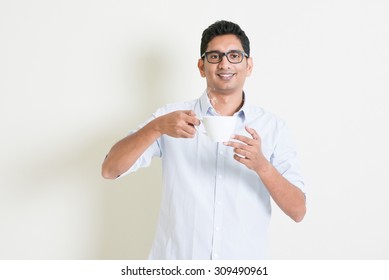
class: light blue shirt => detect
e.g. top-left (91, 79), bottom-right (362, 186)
top-left (122, 91), bottom-right (305, 259)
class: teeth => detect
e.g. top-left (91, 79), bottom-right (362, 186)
top-left (219, 74), bottom-right (233, 77)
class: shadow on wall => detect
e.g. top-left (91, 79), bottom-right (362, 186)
top-left (99, 147), bottom-right (162, 260)
top-left (98, 46), bottom-right (175, 259)
top-left (11, 131), bottom-right (162, 260)
top-left (124, 45), bottom-right (176, 113)
top-left (0, 45), bottom-right (175, 260)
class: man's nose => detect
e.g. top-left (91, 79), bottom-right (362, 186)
top-left (218, 54), bottom-right (230, 68)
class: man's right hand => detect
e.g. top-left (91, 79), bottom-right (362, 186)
top-left (154, 110), bottom-right (200, 138)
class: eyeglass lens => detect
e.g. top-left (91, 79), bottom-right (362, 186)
top-left (205, 51), bottom-right (245, 64)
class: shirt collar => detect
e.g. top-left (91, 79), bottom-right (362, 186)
top-left (198, 90), bottom-right (247, 122)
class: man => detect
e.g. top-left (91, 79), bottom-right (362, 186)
top-left (102, 20), bottom-right (306, 259)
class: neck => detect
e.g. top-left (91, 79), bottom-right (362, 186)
top-left (207, 90), bottom-right (244, 116)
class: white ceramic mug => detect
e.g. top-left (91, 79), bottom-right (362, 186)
top-left (200, 116), bottom-right (237, 142)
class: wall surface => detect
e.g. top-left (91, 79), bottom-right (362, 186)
top-left (1, 0), bottom-right (388, 259)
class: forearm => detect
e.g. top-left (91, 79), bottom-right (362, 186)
top-left (256, 160), bottom-right (306, 222)
top-left (101, 110), bottom-right (199, 179)
top-left (101, 119), bottom-right (161, 179)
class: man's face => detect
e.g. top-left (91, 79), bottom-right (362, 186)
top-left (198, 34), bottom-right (253, 96)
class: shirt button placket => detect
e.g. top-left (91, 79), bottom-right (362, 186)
top-left (212, 143), bottom-right (225, 259)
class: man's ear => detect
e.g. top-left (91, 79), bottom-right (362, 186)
top-left (246, 57), bottom-right (253, 77)
top-left (198, 59), bottom-right (206, 77)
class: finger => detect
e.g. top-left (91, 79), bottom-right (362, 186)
top-left (182, 111), bottom-right (200, 126)
top-left (245, 126), bottom-right (260, 141)
top-left (233, 154), bottom-right (250, 164)
top-left (231, 134), bottom-right (256, 145)
top-left (234, 148), bottom-right (250, 159)
top-left (190, 116), bottom-right (201, 126)
top-left (182, 123), bottom-right (197, 136)
top-left (182, 110), bottom-right (197, 119)
top-left (224, 139), bottom-right (246, 149)
top-left (187, 110), bottom-right (196, 116)
top-left (180, 128), bottom-right (196, 138)
top-left (235, 143), bottom-right (258, 157)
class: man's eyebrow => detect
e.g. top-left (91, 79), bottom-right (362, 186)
top-left (205, 49), bottom-right (241, 53)
top-left (206, 49), bottom-right (244, 53)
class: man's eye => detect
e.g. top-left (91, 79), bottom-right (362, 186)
top-left (228, 52), bottom-right (241, 59)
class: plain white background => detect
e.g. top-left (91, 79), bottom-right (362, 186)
top-left (1, 0), bottom-right (388, 259)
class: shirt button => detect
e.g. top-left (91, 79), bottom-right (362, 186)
top-left (215, 226), bottom-right (220, 231)
top-left (214, 253), bottom-right (219, 259)
top-left (217, 201), bottom-right (222, 206)
top-left (218, 175), bottom-right (222, 179)
top-left (219, 151), bottom-right (224, 155)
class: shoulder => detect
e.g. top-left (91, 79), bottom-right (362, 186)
top-left (245, 103), bottom-right (286, 128)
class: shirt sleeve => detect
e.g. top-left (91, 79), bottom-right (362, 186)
top-left (117, 114), bottom-right (162, 179)
top-left (270, 120), bottom-right (306, 194)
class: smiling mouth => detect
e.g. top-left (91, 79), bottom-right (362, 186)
top-left (217, 73), bottom-right (235, 80)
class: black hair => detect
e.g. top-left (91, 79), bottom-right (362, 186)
top-left (200, 20), bottom-right (250, 57)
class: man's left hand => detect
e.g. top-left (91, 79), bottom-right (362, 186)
top-left (224, 126), bottom-right (268, 172)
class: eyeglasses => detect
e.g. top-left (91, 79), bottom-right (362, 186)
top-left (201, 50), bottom-right (248, 64)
